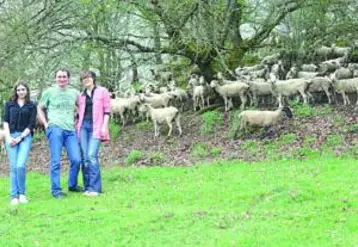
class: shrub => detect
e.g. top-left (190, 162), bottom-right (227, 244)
top-left (190, 143), bottom-right (208, 157)
top-left (149, 152), bottom-right (165, 163)
top-left (210, 147), bottom-right (222, 157)
top-left (125, 150), bottom-right (143, 165)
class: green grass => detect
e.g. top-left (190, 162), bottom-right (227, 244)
top-left (1, 158), bottom-right (358, 246)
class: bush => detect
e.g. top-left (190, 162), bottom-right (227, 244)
top-left (125, 150), bottom-right (143, 165)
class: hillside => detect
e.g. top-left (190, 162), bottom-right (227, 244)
top-left (1, 104), bottom-right (358, 175)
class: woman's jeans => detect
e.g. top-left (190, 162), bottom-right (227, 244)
top-left (46, 126), bottom-right (82, 196)
top-left (80, 120), bottom-right (102, 193)
top-left (5, 132), bottom-right (32, 199)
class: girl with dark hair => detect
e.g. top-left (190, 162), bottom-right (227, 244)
top-left (76, 70), bottom-right (111, 196)
top-left (3, 82), bottom-right (37, 205)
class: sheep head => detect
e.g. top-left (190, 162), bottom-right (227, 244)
top-left (281, 106), bottom-right (293, 118)
top-left (210, 80), bottom-right (219, 88)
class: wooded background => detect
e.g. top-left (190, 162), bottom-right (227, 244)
top-left (1, 0), bottom-right (358, 100)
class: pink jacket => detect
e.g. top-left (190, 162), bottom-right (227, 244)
top-left (76, 86), bottom-right (111, 142)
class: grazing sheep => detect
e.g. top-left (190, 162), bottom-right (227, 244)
top-left (210, 80), bottom-right (250, 111)
top-left (236, 106), bottom-right (293, 136)
top-left (142, 104), bottom-right (182, 137)
top-left (306, 76), bottom-right (333, 104)
top-left (270, 78), bottom-right (312, 107)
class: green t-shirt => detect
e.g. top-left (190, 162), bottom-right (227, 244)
top-left (39, 85), bottom-right (79, 131)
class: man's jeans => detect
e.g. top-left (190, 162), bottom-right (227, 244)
top-left (80, 120), bottom-right (102, 193)
top-left (5, 132), bottom-right (32, 199)
top-left (46, 126), bottom-right (81, 196)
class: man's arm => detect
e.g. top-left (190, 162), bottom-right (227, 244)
top-left (37, 104), bottom-right (49, 129)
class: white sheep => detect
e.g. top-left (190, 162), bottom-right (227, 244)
top-left (269, 78), bottom-right (312, 107)
top-left (306, 76), bottom-right (333, 104)
top-left (330, 75), bottom-right (358, 105)
top-left (110, 96), bottom-right (141, 126)
top-left (331, 44), bottom-right (352, 57)
top-left (210, 80), bottom-right (249, 111)
top-left (315, 45), bottom-right (333, 60)
top-left (142, 104), bottom-right (182, 137)
top-left (140, 92), bottom-right (176, 108)
top-left (301, 63), bottom-right (318, 72)
top-left (237, 106), bottom-right (293, 135)
top-left (246, 79), bottom-right (273, 107)
top-left (333, 67), bottom-right (353, 80)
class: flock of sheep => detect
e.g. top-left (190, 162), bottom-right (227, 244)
top-left (109, 43), bottom-right (358, 137)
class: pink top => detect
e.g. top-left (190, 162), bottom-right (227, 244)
top-left (76, 86), bottom-right (111, 142)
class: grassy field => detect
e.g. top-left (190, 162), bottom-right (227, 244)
top-left (1, 157), bottom-right (358, 246)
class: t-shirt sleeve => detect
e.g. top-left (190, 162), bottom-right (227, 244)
top-left (39, 89), bottom-right (50, 108)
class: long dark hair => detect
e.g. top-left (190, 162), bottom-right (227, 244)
top-left (11, 81), bottom-right (31, 103)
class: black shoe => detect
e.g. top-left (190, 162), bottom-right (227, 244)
top-left (53, 192), bottom-right (67, 200)
top-left (68, 186), bottom-right (84, 192)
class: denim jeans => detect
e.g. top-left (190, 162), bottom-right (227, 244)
top-left (46, 126), bottom-right (82, 196)
top-left (80, 120), bottom-right (102, 193)
top-left (5, 132), bottom-right (32, 199)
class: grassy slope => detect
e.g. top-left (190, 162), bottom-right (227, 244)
top-left (1, 158), bottom-right (358, 246)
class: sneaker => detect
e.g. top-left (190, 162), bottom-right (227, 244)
top-left (53, 192), bottom-right (67, 200)
top-left (84, 191), bottom-right (90, 196)
top-left (19, 195), bottom-right (28, 204)
top-left (84, 191), bottom-right (99, 197)
top-left (68, 186), bottom-right (84, 192)
top-left (10, 198), bottom-right (19, 206)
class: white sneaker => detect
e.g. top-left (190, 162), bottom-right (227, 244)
top-left (84, 191), bottom-right (99, 197)
top-left (19, 195), bottom-right (28, 204)
top-left (10, 198), bottom-right (19, 206)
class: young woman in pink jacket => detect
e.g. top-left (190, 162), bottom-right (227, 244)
top-left (76, 70), bottom-right (111, 196)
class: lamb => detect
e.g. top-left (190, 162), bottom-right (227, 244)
top-left (141, 104), bottom-right (182, 137)
top-left (269, 78), bottom-right (312, 107)
top-left (306, 76), bottom-right (333, 104)
top-left (236, 106), bottom-right (293, 136)
top-left (210, 80), bottom-right (250, 111)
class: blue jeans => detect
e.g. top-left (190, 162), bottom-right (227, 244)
top-left (5, 132), bottom-right (32, 199)
top-left (46, 126), bottom-right (82, 196)
top-left (80, 120), bottom-right (102, 193)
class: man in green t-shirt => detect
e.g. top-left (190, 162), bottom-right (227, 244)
top-left (38, 69), bottom-right (83, 199)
